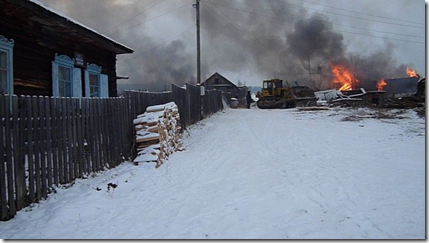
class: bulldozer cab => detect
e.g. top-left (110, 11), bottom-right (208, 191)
top-left (262, 79), bottom-right (283, 96)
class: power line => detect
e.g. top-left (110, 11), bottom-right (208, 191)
top-left (269, 0), bottom-right (425, 29)
top-left (205, 1), bottom-right (425, 44)
top-left (109, 1), bottom-right (194, 37)
top-left (286, 0), bottom-right (424, 26)
top-left (207, 1), bottom-right (424, 39)
top-left (103, 0), bottom-right (167, 35)
top-left (118, 25), bottom-right (196, 63)
top-left (219, 0), bottom-right (424, 30)
top-left (337, 29), bottom-right (425, 45)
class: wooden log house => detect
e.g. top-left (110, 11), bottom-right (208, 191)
top-left (202, 72), bottom-right (247, 99)
top-left (0, 0), bottom-right (134, 98)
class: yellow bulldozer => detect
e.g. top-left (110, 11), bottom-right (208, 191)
top-left (256, 79), bottom-right (317, 109)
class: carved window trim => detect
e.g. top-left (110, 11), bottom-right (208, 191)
top-left (0, 35), bottom-right (14, 95)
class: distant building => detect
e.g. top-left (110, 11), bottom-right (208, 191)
top-left (202, 72), bottom-right (247, 99)
top-left (0, 0), bottom-right (134, 97)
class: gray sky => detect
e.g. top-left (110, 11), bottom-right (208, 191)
top-left (39, 0), bottom-right (426, 91)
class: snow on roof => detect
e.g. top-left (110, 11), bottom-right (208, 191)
top-left (28, 0), bottom-right (134, 53)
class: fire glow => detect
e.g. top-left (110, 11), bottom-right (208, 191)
top-left (406, 68), bottom-right (419, 78)
top-left (377, 79), bottom-right (387, 91)
top-left (330, 64), bottom-right (359, 91)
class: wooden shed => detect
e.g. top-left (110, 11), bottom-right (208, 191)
top-left (0, 0), bottom-right (134, 98)
top-left (202, 72), bottom-right (247, 99)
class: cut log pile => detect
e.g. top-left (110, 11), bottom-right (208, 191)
top-left (133, 102), bottom-right (183, 168)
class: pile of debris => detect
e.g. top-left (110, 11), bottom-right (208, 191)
top-left (133, 102), bottom-right (183, 168)
top-left (379, 95), bottom-right (425, 117)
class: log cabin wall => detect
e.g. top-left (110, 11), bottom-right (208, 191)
top-left (0, 0), bottom-right (132, 97)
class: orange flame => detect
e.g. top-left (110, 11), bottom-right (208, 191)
top-left (330, 64), bottom-right (359, 91)
top-left (376, 79), bottom-right (387, 91)
top-left (406, 68), bottom-right (419, 78)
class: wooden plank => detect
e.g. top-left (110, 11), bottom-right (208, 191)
top-left (76, 99), bottom-right (84, 178)
top-left (123, 98), bottom-right (130, 160)
top-left (100, 99), bottom-right (106, 168)
top-left (136, 136), bottom-right (160, 144)
top-left (25, 96), bottom-right (35, 203)
top-left (38, 96), bottom-right (48, 199)
top-left (99, 99), bottom-right (106, 168)
top-left (110, 99), bottom-right (117, 166)
top-left (114, 99), bottom-right (121, 165)
top-left (66, 98), bottom-right (74, 182)
top-left (87, 99), bottom-right (95, 173)
top-left (91, 99), bottom-right (100, 171)
top-left (0, 95), bottom-right (8, 220)
top-left (71, 98), bottom-right (78, 179)
top-left (97, 99), bottom-right (104, 169)
top-left (91, 99), bottom-right (98, 171)
top-left (5, 96), bottom-right (16, 216)
top-left (13, 96), bottom-right (25, 211)
top-left (121, 98), bottom-right (129, 159)
top-left (83, 98), bottom-right (91, 174)
top-left (103, 99), bottom-right (111, 167)
top-left (61, 98), bottom-right (68, 184)
top-left (80, 98), bottom-right (87, 175)
top-left (134, 121), bottom-right (158, 127)
top-left (56, 98), bottom-right (64, 185)
top-left (50, 97), bottom-right (59, 186)
top-left (31, 96), bottom-right (41, 202)
top-left (45, 97), bottom-right (53, 188)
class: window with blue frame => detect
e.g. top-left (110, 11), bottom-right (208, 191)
top-left (52, 53), bottom-right (82, 98)
top-left (58, 65), bottom-right (72, 97)
top-left (85, 63), bottom-right (108, 98)
top-left (86, 63), bottom-right (101, 97)
top-left (0, 35), bottom-right (14, 95)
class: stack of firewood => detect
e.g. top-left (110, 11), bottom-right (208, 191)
top-left (133, 102), bottom-right (183, 168)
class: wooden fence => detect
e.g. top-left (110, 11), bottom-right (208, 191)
top-left (0, 95), bottom-right (132, 221)
top-left (1, 83), bottom-right (225, 221)
top-left (202, 89), bottom-right (224, 118)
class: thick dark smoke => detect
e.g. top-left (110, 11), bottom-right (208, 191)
top-left (39, 0), bottom-right (418, 92)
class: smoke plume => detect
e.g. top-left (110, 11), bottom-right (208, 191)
top-left (39, 0), bottom-right (420, 92)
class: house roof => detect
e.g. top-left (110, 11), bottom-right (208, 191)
top-left (3, 0), bottom-right (134, 54)
top-left (203, 72), bottom-right (238, 89)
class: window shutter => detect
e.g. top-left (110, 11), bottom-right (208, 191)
top-left (73, 68), bottom-right (82, 98)
top-left (84, 70), bottom-right (90, 98)
top-left (100, 74), bottom-right (109, 98)
top-left (8, 48), bottom-right (13, 95)
top-left (52, 61), bottom-right (59, 97)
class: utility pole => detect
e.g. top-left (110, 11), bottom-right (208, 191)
top-left (308, 55), bottom-right (312, 82)
top-left (195, 0), bottom-right (201, 85)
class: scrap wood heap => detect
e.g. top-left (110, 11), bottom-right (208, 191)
top-left (133, 102), bottom-right (183, 168)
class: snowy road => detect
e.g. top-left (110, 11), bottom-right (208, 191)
top-left (0, 107), bottom-right (425, 239)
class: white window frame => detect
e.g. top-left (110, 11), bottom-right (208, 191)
top-left (0, 35), bottom-right (14, 95)
top-left (52, 53), bottom-right (82, 98)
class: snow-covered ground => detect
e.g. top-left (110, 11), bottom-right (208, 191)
top-left (0, 107), bottom-right (425, 239)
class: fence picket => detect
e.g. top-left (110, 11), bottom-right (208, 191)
top-left (5, 96), bottom-right (16, 216)
top-left (32, 96), bottom-right (43, 202)
top-left (71, 99), bottom-right (79, 179)
top-left (61, 98), bottom-right (68, 183)
top-left (13, 96), bottom-right (24, 211)
top-left (0, 95), bottom-right (7, 220)
top-left (43, 97), bottom-right (52, 189)
top-left (50, 98), bottom-right (59, 186)
top-left (76, 99), bottom-right (84, 178)
top-left (38, 97), bottom-right (47, 199)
